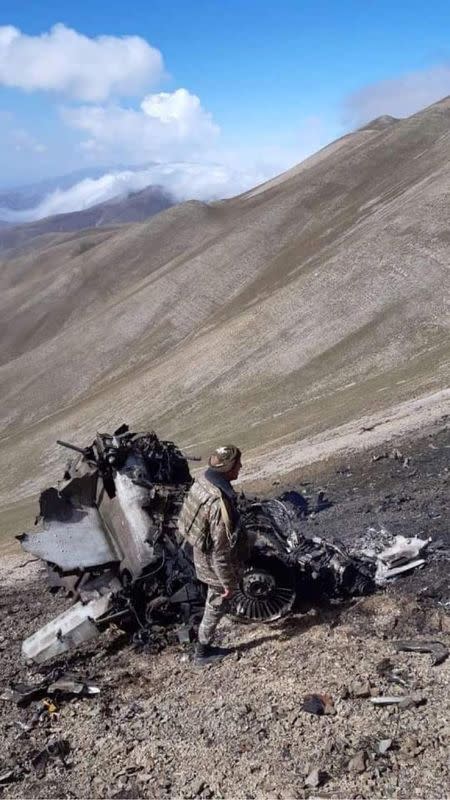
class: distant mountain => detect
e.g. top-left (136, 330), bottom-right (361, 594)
top-left (359, 114), bottom-right (400, 132)
top-left (0, 185), bottom-right (175, 253)
top-left (0, 165), bottom-right (140, 211)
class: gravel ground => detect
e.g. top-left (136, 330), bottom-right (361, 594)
top-left (0, 420), bottom-right (449, 800)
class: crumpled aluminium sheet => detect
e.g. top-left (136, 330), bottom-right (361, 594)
top-left (19, 508), bottom-right (118, 570)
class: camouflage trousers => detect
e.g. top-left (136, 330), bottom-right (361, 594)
top-left (198, 585), bottom-right (230, 645)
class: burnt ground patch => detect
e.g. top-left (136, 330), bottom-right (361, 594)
top-left (259, 419), bottom-right (450, 606)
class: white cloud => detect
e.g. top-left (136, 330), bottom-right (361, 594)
top-left (63, 95), bottom-right (334, 182)
top-left (63, 88), bottom-right (220, 161)
top-left (0, 171), bottom-right (151, 221)
top-left (141, 90), bottom-right (205, 128)
top-left (0, 23), bottom-right (163, 101)
top-left (0, 161), bottom-right (274, 222)
top-left (0, 101), bottom-right (335, 222)
top-left (0, 22), bottom-right (332, 201)
top-left (344, 64), bottom-right (450, 126)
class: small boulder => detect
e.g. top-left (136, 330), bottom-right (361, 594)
top-left (348, 751), bottom-right (367, 774)
top-left (304, 768), bottom-right (327, 788)
top-left (350, 680), bottom-right (371, 698)
top-left (440, 615), bottom-right (450, 634)
top-left (377, 739), bottom-right (392, 755)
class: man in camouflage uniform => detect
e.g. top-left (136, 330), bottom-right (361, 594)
top-left (178, 445), bottom-right (249, 666)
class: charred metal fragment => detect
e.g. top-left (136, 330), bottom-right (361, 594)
top-left (392, 639), bottom-right (448, 666)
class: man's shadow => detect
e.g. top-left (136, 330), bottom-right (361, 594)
top-left (231, 598), bottom-right (355, 654)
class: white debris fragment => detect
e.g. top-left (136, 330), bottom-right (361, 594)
top-left (375, 535), bottom-right (430, 584)
top-left (21, 594), bottom-right (113, 663)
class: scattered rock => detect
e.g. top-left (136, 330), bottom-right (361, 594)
top-left (440, 615), bottom-right (450, 634)
top-left (401, 734), bottom-right (419, 754)
top-left (398, 693), bottom-right (426, 710)
top-left (348, 750), bottom-right (367, 773)
top-left (377, 739), bottom-right (392, 755)
top-left (137, 773), bottom-right (153, 784)
top-left (304, 767), bottom-right (327, 788)
top-left (350, 679), bottom-right (371, 698)
top-left (190, 779), bottom-right (206, 796)
top-left (427, 610), bottom-right (442, 632)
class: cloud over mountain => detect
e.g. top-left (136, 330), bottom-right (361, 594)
top-left (63, 89), bottom-right (219, 162)
top-left (0, 161), bottom-right (272, 223)
top-left (0, 24), bottom-right (163, 101)
top-left (0, 23), bottom-right (331, 206)
top-left (344, 63), bottom-right (450, 126)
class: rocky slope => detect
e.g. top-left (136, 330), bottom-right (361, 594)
top-left (1, 98), bottom-right (450, 532)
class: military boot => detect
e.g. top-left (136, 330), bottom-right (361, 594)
top-left (194, 643), bottom-right (232, 666)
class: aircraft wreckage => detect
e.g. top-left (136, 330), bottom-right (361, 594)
top-left (19, 426), bottom-right (400, 663)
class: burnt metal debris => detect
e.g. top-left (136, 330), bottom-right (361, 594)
top-left (18, 425), bottom-right (377, 663)
top-left (392, 639), bottom-right (449, 666)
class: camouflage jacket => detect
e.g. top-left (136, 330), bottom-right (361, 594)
top-left (178, 470), bottom-right (248, 588)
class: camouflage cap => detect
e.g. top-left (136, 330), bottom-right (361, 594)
top-left (208, 444), bottom-right (241, 472)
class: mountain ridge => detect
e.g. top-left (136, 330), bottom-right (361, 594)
top-left (0, 98), bottom-right (449, 528)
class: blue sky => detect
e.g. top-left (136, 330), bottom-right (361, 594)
top-left (1, 0), bottom-right (450, 207)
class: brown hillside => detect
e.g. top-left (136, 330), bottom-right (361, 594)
top-left (0, 98), bottom-right (449, 527)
